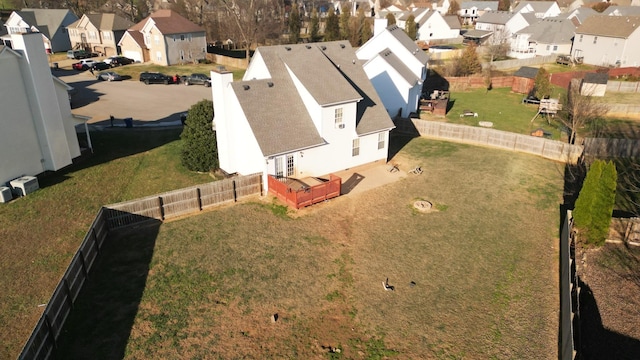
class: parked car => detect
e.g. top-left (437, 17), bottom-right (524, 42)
top-left (139, 72), bottom-right (173, 85)
top-left (67, 49), bottom-right (89, 59)
top-left (72, 59), bottom-right (97, 70)
top-left (182, 73), bottom-right (211, 87)
top-left (96, 71), bottom-right (123, 81)
top-left (104, 56), bottom-right (134, 67)
top-left (91, 62), bottom-right (110, 71)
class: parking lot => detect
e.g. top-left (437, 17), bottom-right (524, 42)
top-left (53, 66), bottom-right (213, 127)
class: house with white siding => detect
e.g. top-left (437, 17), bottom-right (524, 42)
top-left (572, 15), bottom-right (640, 67)
top-left (0, 32), bottom-right (86, 186)
top-left (211, 41), bottom-right (395, 191)
top-left (357, 24), bottom-right (429, 118)
top-left (458, 1), bottom-right (499, 25)
top-left (512, 1), bottom-right (561, 19)
top-left (509, 18), bottom-right (576, 59)
top-left (2, 9), bottom-right (78, 52)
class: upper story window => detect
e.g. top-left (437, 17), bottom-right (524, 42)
top-left (154, 35), bottom-right (160, 45)
top-left (378, 133), bottom-right (385, 150)
top-left (181, 34), bottom-right (185, 41)
top-left (593, 36), bottom-right (597, 44)
top-left (103, 31), bottom-right (112, 40)
top-left (579, 34), bottom-right (583, 43)
top-left (188, 34), bottom-right (192, 42)
top-left (88, 31), bottom-right (97, 40)
top-left (334, 108), bottom-right (344, 128)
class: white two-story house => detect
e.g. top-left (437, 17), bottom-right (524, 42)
top-left (211, 41), bottom-right (395, 191)
top-left (357, 24), bottom-right (429, 118)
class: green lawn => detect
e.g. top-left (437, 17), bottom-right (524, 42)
top-left (0, 128), bottom-right (213, 359)
top-left (55, 137), bottom-right (564, 359)
top-left (438, 87), bottom-right (563, 139)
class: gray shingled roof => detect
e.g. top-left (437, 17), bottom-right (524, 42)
top-left (576, 15), bottom-right (640, 38)
top-left (233, 41), bottom-right (394, 156)
top-left (386, 25), bottom-right (429, 65)
top-left (603, 6), bottom-right (640, 16)
top-left (583, 72), bottom-right (609, 85)
top-left (512, 1), bottom-right (556, 14)
top-left (516, 18), bottom-right (576, 44)
top-left (476, 11), bottom-right (514, 25)
top-left (68, 13), bottom-right (133, 31)
top-left (376, 48), bottom-right (421, 86)
top-left (444, 15), bottom-right (461, 29)
top-left (514, 66), bottom-right (539, 79)
top-left (231, 78), bottom-right (325, 157)
top-left (460, 1), bottom-right (499, 10)
top-left (16, 9), bottom-right (76, 40)
top-left (318, 41), bottom-right (396, 135)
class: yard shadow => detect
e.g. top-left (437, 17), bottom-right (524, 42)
top-left (422, 69), bottom-right (450, 98)
top-left (562, 161), bottom-right (586, 209)
top-left (36, 122), bottom-right (186, 190)
top-left (68, 79), bottom-right (103, 109)
top-left (54, 220), bottom-right (161, 360)
top-left (388, 131), bottom-right (418, 161)
top-left (341, 173), bottom-right (365, 195)
top-left (578, 279), bottom-right (640, 360)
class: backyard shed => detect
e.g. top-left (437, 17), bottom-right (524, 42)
top-left (581, 72), bottom-right (608, 96)
top-left (512, 66), bottom-right (538, 94)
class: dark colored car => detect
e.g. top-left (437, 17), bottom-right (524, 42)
top-left (139, 72), bottom-right (173, 85)
top-left (182, 73), bottom-right (211, 87)
top-left (109, 56), bottom-right (134, 67)
top-left (91, 62), bottom-right (110, 71)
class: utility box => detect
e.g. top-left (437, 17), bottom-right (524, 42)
top-left (0, 186), bottom-right (12, 203)
top-left (10, 176), bottom-right (39, 197)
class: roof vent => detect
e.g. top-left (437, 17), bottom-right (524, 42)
top-left (305, 45), bottom-right (311, 49)
top-left (285, 46), bottom-right (291, 51)
top-left (321, 45), bottom-right (327, 50)
top-left (267, 82), bottom-right (274, 87)
top-left (243, 85), bottom-right (250, 90)
top-left (340, 44), bottom-right (345, 48)
top-left (352, 59), bottom-right (356, 64)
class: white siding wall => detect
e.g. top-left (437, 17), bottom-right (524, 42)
top-left (243, 51), bottom-right (270, 80)
top-left (364, 56), bottom-right (412, 117)
top-left (417, 15), bottom-right (459, 41)
top-left (356, 31), bottom-right (426, 81)
top-left (0, 50), bottom-right (45, 184)
top-left (574, 34), bottom-right (624, 66)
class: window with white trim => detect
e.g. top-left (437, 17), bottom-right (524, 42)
top-left (286, 155), bottom-right (294, 176)
top-left (593, 36), bottom-right (597, 44)
top-left (154, 35), bottom-right (160, 45)
top-left (188, 34), bottom-right (192, 41)
top-left (181, 34), bottom-right (185, 41)
top-left (352, 138), bottom-right (360, 157)
top-left (103, 32), bottom-right (112, 41)
top-left (335, 107), bottom-right (343, 128)
top-left (377, 133), bottom-right (385, 150)
top-left (156, 51), bottom-right (162, 61)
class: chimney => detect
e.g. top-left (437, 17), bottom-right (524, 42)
top-left (374, 18), bottom-right (388, 37)
top-left (210, 68), bottom-right (234, 172)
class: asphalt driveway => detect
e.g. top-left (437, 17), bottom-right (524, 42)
top-left (53, 68), bottom-right (213, 126)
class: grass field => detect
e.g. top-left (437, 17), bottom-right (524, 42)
top-left (54, 136), bottom-right (564, 359)
top-left (0, 129), bottom-right (212, 359)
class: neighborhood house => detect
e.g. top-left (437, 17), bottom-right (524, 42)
top-left (211, 41), bottom-right (395, 192)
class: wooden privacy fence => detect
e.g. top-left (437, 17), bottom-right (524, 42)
top-left (583, 138), bottom-right (640, 158)
top-left (560, 211), bottom-right (580, 360)
top-left (268, 175), bottom-right (341, 209)
top-left (18, 174), bottom-right (262, 359)
top-left (395, 118), bottom-right (583, 163)
top-left (104, 173), bottom-right (262, 230)
top-left (19, 208), bottom-right (110, 360)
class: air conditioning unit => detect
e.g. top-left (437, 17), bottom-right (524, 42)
top-left (338, 124), bottom-right (345, 129)
top-left (0, 186), bottom-right (12, 203)
top-left (10, 176), bottom-right (39, 197)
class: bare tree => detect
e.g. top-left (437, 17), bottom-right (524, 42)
top-left (558, 79), bottom-right (609, 144)
top-left (485, 27), bottom-right (510, 62)
top-left (218, 0), bottom-right (285, 56)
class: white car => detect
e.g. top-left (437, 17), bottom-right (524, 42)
top-left (103, 56), bottom-right (116, 66)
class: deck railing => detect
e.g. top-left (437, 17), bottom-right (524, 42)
top-left (268, 174), bottom-right (341, 209)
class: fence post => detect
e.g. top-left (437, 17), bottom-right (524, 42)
top-left (63, 278), bottom-right (74, 309)
top-left (79, 249), bottom-right (88, 277)
top-left (44, 312), bottom-right (57, 352)
top-left (196, 187), bottom-right (203, 211)
top-left (91, 227), bottom-right (100, 254)
top-left (232, 179), bottom-right (238, 202)
top-left (158, 196), bottom-right (165, 221)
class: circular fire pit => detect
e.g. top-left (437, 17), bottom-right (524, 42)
top-left (413, 200), bottom-right (433, 212)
